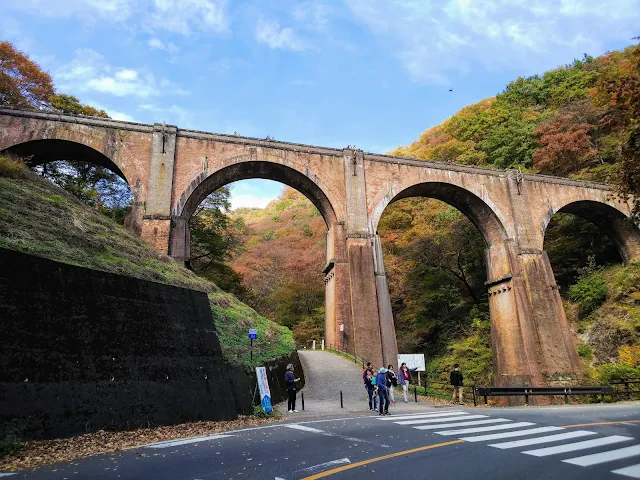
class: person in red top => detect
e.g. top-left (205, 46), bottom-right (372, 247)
top-left (398, 362), bottom-right (416, 403)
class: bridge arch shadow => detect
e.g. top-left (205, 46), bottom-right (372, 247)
top-left (542, 200), bottom-right (640, 265)
top-left (1, 139), bottom-right (129, 184)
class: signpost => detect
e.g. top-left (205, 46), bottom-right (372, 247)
top-left (248, 328), bottom-right (257, 361)
top-left (256, 366), bottom-right (273, 414)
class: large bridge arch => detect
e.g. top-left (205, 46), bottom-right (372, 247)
top-left (1, 139), bottom-right (130, 183)
top-left (540, 199), bottom-right (640, 265)
top-left (169, 158), bottom-right (340, 262)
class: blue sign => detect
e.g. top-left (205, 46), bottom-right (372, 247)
top-left (248, 328), bottom-right (258, 339)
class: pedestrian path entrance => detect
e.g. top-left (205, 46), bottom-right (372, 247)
top-left (276, 350), bottom-right (439, 417)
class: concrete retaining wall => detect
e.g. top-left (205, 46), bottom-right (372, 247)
top-left (0, 249), bottom-right (241, 439)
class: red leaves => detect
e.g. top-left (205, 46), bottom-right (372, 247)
top-left (0, 41), bottom-right (54, 110)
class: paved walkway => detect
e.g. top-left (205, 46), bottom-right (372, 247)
top-left (276, 350), bottom-right (439, 418)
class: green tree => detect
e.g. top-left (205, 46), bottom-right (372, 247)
top-left (50, 94), bottom-right (109, 117)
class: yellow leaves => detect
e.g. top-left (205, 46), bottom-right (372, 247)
top-left (619, 345), bottom-right (640, 367)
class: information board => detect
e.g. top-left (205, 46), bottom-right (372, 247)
top-left (248, 328), bottom-right (257, 339)
top-left (397, 354), bottom-right (425, 371)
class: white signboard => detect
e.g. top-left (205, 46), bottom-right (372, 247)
top-left (255, 366), bottom-right (273, 413)
top-left (397, 354), bottom-right (425, 372)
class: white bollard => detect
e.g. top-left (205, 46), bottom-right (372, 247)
top-left (321, 339), bottom-right (325, 351)
top-left (312, 340), bottom-right (316, 350)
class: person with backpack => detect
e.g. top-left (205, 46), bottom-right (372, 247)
top-left (386, 365), bottom-right (398, 404)
top-left (450, 363), bottom-right (464, 405)
top-left (285, 363), bottom-right (301, 412)
top-left (376, 368), bottom-right (390, 415)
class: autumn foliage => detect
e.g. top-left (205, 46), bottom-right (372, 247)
top-left (0, 41), bottom-right (54, 110)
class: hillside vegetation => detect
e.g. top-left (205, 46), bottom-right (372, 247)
top-left (0, 158), bottom-right (294, 367)
top-left (224, 43), bottom-right (640, 387)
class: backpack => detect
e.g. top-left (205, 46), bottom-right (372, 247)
top-left (389, 371), bottom-right (398, 386)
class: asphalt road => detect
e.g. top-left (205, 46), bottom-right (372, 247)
top-left (5, 403), bottom-right (640, 480)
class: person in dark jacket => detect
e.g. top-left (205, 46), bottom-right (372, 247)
top-left (363, 362), bottom-right (375, 410)
top-left (386, 365), bottom-right (397, 404)
top-left (450, 363), bottom-right (464, 405)
top-left (376, 368), bottom-right (389, 415)
top-left (285, 363), bottom-right (301, 412)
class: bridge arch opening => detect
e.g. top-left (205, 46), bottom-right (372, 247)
top-left (1, 139), bottom-right (129, 183)
top-left (375, 182), bottom-right (511, 386)
top-left (1, 139), bottom-right (134, 225)
top-left (543, 200), bottom-right (640, 266)
top-left (173, 162), bottom-right (338, 348)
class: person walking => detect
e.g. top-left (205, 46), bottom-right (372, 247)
top-left (450, 364), bottom-right (464, 405)
top-left (285, 363), bottom-right (301, 412)
top-left (399, 362), bottom-right (413, 403)
top-left (370, 371), bottom-right (378, 411)
top-left (386, 365), bottom-right (397, 404)
top-left (376, 368), bottom-right (390, 415)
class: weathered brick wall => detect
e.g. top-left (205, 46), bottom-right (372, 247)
top-left (0, 249), bottom-right (243, 439)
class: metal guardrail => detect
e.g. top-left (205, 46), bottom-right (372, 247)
top-left (326, 344), bottom-right (368, 369)
top-left (473, 385), bottom-right (614, 405)
top-left (610, 379), bottom-right (640, 400)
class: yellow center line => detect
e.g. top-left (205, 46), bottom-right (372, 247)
top-left (561, 419), bottom-right (640, 428)
top-left (300, 439), bottom-right (464, 479)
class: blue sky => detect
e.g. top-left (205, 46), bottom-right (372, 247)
top-left (3, 0), bottom-right (640, 208)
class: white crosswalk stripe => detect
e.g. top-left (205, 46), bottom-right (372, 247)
top-left (522, 436), bottom-right (633, 457)
top-left (396, 414), bottom-right (486, 425)
top-left (435, 421), bottom-right (535, 436)
top-left (612, 463), bottom-right (640, 478)
top-left (413, 418), bottom-right (511, 430)
top-left (563, 444), bottom-right (640, 467)
top-left (461, 426), bottom-right (565, 442)
top-left (378, 411), bottom-right (467, 421)
top-left (377, 409), bottom-right (640, 477)
top-left (489, 430), bottom-right (597, 449)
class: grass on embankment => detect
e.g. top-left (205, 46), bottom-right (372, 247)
top-left (0, 169), bottom-right (212, 291)
top-left (210, 290), bottom-right (295, 367)
top-left (0, 161), bottom-right (296, 368)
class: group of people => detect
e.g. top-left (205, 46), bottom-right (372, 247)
top-left (362, 362), bottom-right (465, 413)
top-left (362, 362), bottom-right (416, 415)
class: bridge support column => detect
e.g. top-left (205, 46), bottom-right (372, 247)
top-left (339, 148), bottom-right (393, 367)
top-left (373, 234), bottom-right (398, 369)
top-left (140, 123), bottom-right (177, 255)
top-left (324, 222), bottom-right (351, 352)
top-left (502, 170), bottom-right (583, 386)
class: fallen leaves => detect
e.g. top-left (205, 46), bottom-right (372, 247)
top-left (0, 415), bottom-right (280, 472)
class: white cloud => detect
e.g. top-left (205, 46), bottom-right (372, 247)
top-left (138, 104), bottom-right (192, 125)
top-left (346, 0), bottom-right (640, 83)
top-left (56, 49), bottom-right (189, 98)
top-left (4, 0), bottom-right (227, 35)
top-left (145, 0), bottom-right (228, 35)
top-left (148, 37), bottom-right (179, 53)
top-left (255, 16), bottom-right (310, 51)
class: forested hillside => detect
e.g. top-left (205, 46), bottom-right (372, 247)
top-left (227, 41), bottom-right (640, 386)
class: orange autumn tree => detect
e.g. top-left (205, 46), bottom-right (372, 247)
top-left (0, 41), bottom-right (55, 109)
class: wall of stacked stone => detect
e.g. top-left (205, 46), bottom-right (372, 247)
top-left (0, 248), bottom-right (247, 439)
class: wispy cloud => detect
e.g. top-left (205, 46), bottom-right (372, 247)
top-left (138, 104), bottom-right (192, 125)
top-left (56, 49), bottom-right (189, 98)
top-left (4, 0), bottom-right (228, 35)
top-left (346, 0), bottom-right (640, 83)
top-left (255, 16), bottom-right (311, 51)
top-left (148, 37), bottom-right (179, 54)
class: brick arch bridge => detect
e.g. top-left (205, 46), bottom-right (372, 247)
top-left (2, 108), bottom-right (639, 387)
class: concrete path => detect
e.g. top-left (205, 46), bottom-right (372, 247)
top-left (277, 350), bottom-right (437, 418)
